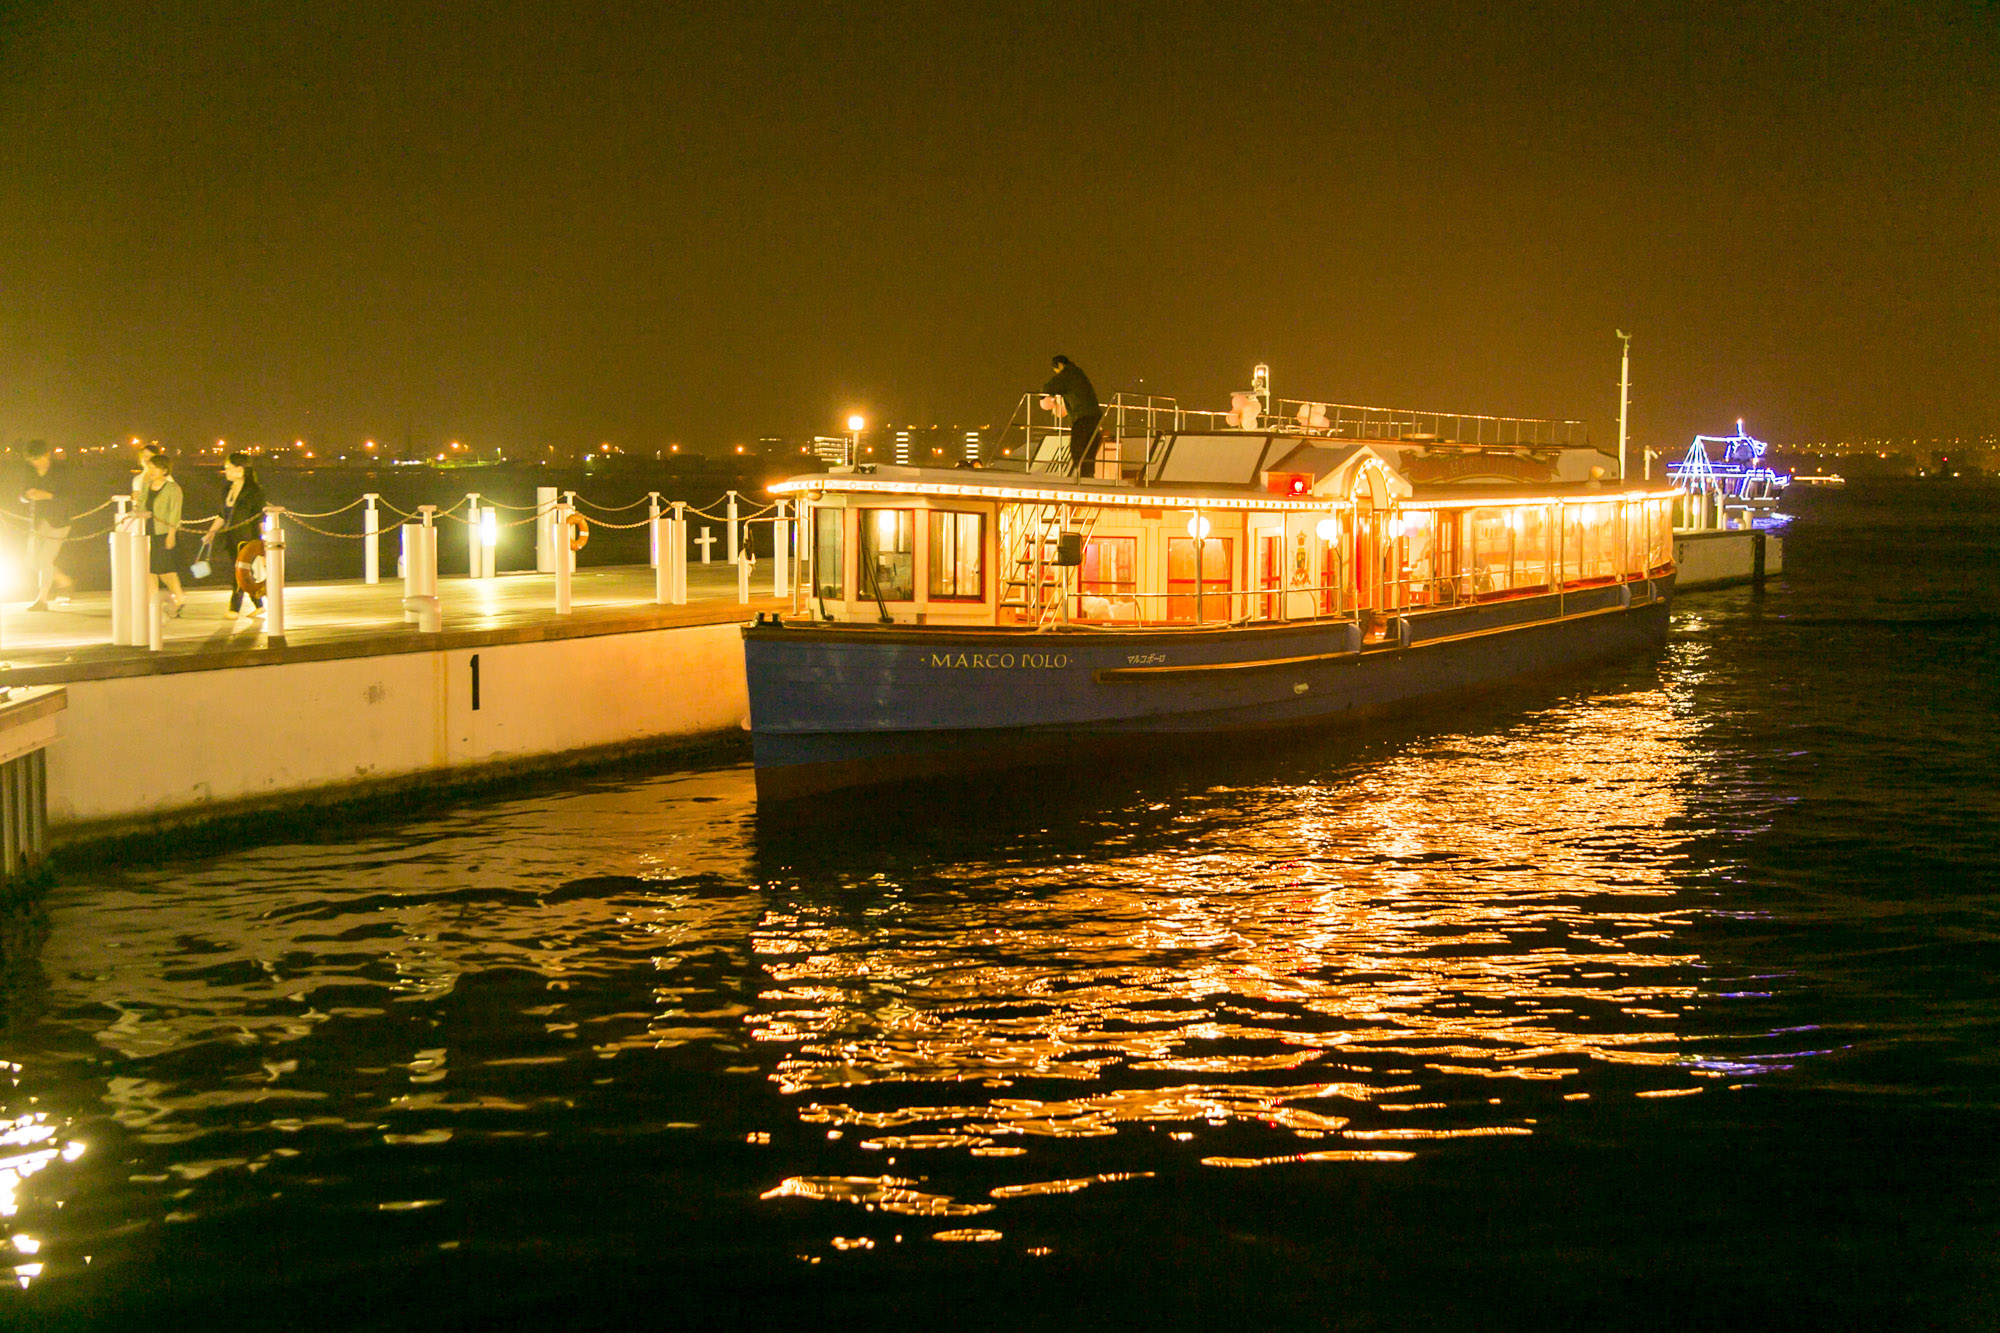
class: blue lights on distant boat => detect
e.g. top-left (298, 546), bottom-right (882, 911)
top-left (1668, 420), bottom-right (1788, 503)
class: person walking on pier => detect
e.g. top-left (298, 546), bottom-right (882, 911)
top-left (18, 440), bottom-right (77, 611)
top-left (1042, 354), bottom-right (1103, 477)
top-left (207, 451), bottom-right (268, 619)
top-left (139, 449), bottom-right (186, 616)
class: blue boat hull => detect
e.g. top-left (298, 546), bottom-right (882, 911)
top-left (743, 579), bottom-right (1671, 798)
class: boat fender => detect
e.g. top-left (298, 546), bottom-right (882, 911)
top-left (1335, 621), bottom-right (1363, 656)
top-left (1396, 617), bottom-right (1412, 650)
top-left (1618, 583), bottom-right (1632, 610)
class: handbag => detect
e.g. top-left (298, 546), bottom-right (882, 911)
top-left (189, 536), bottom-right (214, 580)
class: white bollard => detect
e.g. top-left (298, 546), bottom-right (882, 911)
top-left (772, 501), bottom-right (790, 598)
top-left (417, 506), bottom-right (439, 598)
top-left (109, 501), bottom-right (133, 646)
top-left (363, 494), bottom-right (381, 584)
top-left (669, 503), bottom-right (688, 605)
top-left (697, 525), bottom-right (714, 563)
top-left (479, 506), bottom-right (497, 578)
top-left (553, 502), bottom-right (573, 615)
top-left (147, 586), bottom-right (165, 652)
top-left (126, 512), bottom-right (152, 644)
top-left (648, 492), bottom-right (662, 568)
top-left (726, 491), bottom-right (740, 563)
top-left (466, 494), bottom-right (482, 579)
top-left (737, 552), bottom-right (751, 604)
top-left (403, 594), bottom-right (441, 633)
top-left (653, 515), bottom-right (672, 604)
top-left (535, 486), bottom-right (558, 572)
top-left (264, 507), bottom-right (287, 638)
top-left (401, 522), bottom-right (422, 617)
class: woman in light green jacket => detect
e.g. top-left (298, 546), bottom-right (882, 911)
top-left (139, 449), bottom-right (186, 616)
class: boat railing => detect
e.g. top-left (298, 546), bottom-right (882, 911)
top-left (988, 389), bottom-right (1589, 479)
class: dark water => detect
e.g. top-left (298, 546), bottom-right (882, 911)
top-left (5, 482), bottom-right (1999, 1330)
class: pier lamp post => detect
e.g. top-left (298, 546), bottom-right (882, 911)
top-left (846, 415), bottom-right (865, 467)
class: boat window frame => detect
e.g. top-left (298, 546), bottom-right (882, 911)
top-left (811, 504), bottom-right (845, 602)
top-left (858, 506), bottom-right (918, 603)
top-left (926, 509), bottom-right (986, 602)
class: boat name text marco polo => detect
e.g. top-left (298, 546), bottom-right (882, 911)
top-left (927, 651), bottom-right (1071, 670)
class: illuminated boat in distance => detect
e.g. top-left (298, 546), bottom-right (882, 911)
top-left (1667, 421), bottom-right (1790, 511)
top-left (744, 373), bottom-right (1681, 799)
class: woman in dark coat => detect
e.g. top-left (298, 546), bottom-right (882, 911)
top-left (207, 451), bottom-right (268, 618)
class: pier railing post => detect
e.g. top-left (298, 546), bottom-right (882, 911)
top-left (772, 501), bottom-right (790, 598)
top-left (363, 494), bottom-right (381, 584)
top-left (535, 486), bottom-right (557, 572)
top-left (669, 501), bottom-right (688, 605)
top-left (263, 507), bottom-right (287, 639)
top-left (726, 491), bottom-right (740, 564)
top-left (737, 547), bottom-right (751, 604)
top-left (466, 493), bottom-right (482, 579)
top-left (648, 492), bottom-right (662, 568)
top-left (129, 510), bottom-right (152, 641)
top-left (401, 522), bottom-right (421, 618)
top-left (109, 497), bottom-right (134, 646)
top-left (553, 500), bottom-right (573, 615)
top-left (418, 506), bottom-right (439, 599)
top-left (653, 513), bottom-right (672, 604)
top-left (147, 583), bottom-right (165, 651)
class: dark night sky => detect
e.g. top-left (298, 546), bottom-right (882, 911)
top-left (0, 1), bottom-right (1994, 455)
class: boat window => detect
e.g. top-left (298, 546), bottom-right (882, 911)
top-left (928, 510), bottom-right (984, 600)
top-left (1513, 506), bottom-right (1550, 590)
top-left (1401, 512), bottom-right (1438, 605)
top-left (1166, 536), bottom-right (1233, 623)
top-left (1467, 508), bottom-right (1510, 594)
top-left (860, 508), bottom-right (916, 601)
top-left (1650, 498), bottom-right (1672, 569)
top-left (813, 507), bottom-right (844, 600)
top-left (1081, 536), bottom-right (1138, 619)
top-left (1565, 503), bottom-right (1616, 583)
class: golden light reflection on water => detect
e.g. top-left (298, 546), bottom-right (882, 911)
top-left (0, 680), bottom-right (1779, 1270)
top-left (745, 685), bottom-right (1721, 1199)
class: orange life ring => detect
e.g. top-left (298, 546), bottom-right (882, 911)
top-left (235, 539), bottom-right (267, 599)
top-left (566, 512), bottom-right (590, 551)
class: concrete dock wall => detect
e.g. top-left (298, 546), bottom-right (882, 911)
top-left (46, 621), bottom-right (748, 840)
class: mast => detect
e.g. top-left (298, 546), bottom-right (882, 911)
top-left (1616, 330), bottom-right (1632, 481)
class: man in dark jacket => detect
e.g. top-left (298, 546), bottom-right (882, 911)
top-left (19, 440), bottom-right (76, 609)
top-left (1042, 355), bottom-right (1103, 477)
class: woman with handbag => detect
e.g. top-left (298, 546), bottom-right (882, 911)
top-left (207, 451), bottom-right (268, 619)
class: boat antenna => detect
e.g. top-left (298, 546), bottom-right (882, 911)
top-left (1616, 330), bottom-right (1632, 481)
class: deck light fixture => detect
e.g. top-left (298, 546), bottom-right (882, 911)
top-left (1187, 514), bottom-right (1211, 539)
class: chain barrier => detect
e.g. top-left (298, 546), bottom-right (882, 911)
top-left (282, 496), bottom-right (369, 519)
top-left (574, 495), bottom-right (654, 513)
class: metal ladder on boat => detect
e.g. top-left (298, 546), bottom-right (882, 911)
top-left (997, 502), bottom-right (1105, 628)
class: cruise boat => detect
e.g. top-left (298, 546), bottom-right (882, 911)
top-left (744, 379), bottom-right (1681, 798)
top-left (1667, 421), bottom-right (1790, 511)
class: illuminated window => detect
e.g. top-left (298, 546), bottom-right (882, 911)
top-left (812, 508), bottom-right (844, 600)
top-left (860, 508), bottom-right (915, 601)
top-left (928, 511), bottom-right (984, 600)
top-left (1080, 536), bottom-right (1137, 618)
top-left (1401, 512), bottom-right (1438, 604)
top-left (1166, 536), bottom-right (1232, 622)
